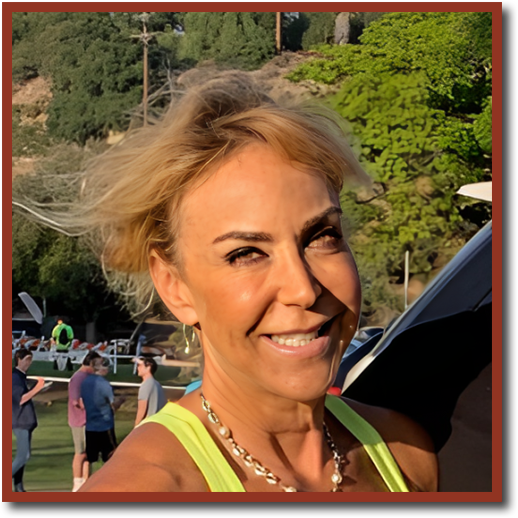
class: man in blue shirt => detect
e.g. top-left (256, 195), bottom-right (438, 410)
top-left (12, 349), bottom-right (45, 492)
top-left (81, 357), bottom-right (125, 471)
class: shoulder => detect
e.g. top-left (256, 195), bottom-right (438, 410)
top-left (81, 374), bottom-right (93, 387)
top-left (70, 371), bottom-right (81, 383)
top-left (137, 381), bottom-right (148, 398)
top-left (79, 421), bottom-right (208, 492)
top-left (12, 370), bottom-right (24, 385)
top-left (342, 397), bottom-right (438, 492)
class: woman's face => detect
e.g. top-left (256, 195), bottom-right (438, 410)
top-left (171, 143), bottom-right (361, 401)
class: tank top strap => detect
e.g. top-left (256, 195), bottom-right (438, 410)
top-left (325, 395), bottom-right (409, 492)
top-left (142, 402), bottom-right (245, 492)
top-left (144, 398), bottom-right (409, 493)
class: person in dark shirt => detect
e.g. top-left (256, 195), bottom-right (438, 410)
top-left (12, 349), bottom-right (45, 492)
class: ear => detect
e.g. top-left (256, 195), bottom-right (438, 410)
top-left (149, 250), bottom-right (199, 326)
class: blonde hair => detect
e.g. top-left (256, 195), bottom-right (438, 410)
top-left (19, 72), bottom-right (369, 314)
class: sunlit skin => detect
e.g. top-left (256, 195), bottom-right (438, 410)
top-left (169, 143), bottom-right (360, 489)
top-left (79, 143), bottom-right (438, 492)
top-left (177, 143), bottom-right (361, 400)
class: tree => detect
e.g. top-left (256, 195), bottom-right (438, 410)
top-left (12, 12), bottom-right (183, 144)
top-left (12, 144), bottom-right (110, 323)
top-left (299, 12), bottom-right (337, 50)
top-left (178, 12), bottom-right (276, 69)
top-left (287, 12), bottom-right (492, 319)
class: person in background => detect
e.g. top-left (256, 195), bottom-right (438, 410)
top-left (134, 357), bottom-right (166, 427)
top-left (81, 357), bottom-right (125, 474)
top-left (12, 349), bottom-right (45, 492)
top-left (51, 318), bottom-right (74, 371)
top-left (68, 351), bottom-right (101, 492)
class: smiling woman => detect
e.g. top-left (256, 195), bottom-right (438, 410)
top-left (69, 72), bottom-right (438, 493)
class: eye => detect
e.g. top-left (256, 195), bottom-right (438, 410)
top-left (306, 227), bottom-right (344, 250)
top-left (226, 247), bottom-right (267, 266)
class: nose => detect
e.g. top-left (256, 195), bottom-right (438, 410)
top-left (275, 247), bottom-right (322, 308)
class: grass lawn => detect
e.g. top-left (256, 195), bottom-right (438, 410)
top-left (11, 397), bottom-right (136, 492)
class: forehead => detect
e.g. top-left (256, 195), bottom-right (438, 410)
top-left (180, 144), bottom-right (335, 236)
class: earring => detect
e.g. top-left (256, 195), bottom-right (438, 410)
top-left (183, 324), bottom-right (196, 354)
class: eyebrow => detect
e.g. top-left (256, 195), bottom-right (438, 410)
top-left (212, 206), bottom-right (342, 245)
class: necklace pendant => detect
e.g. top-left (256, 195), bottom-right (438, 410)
top-left (331, 472), bottom-right (342, 484)
top-left (331, 487), bottom-right (343, 492)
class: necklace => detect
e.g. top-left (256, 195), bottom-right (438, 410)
top-left (200, 393), bottom-right (344, 492)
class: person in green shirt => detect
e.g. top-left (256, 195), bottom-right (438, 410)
top-left (51, 318), bottom-right (74, 370)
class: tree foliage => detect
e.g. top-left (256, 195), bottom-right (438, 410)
top-left (298, 12), bottom-right (337, 49)
top-left (12, 12), bottom-right (182, 144)
top-left (12, 144), bottom-right (111, 322)
top-left (178, 12), bottom-right (276, 69)
top-left (288, 12), bottom-right (492, 317)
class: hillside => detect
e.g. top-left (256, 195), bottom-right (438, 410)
top-left (11, 51), bottom-right (333, 176)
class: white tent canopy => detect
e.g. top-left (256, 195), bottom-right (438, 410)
top-left (456, 181), bottom-right (492, 202)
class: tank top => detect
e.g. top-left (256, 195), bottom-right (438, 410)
top-left (143, 394), bottom-right (409, 492)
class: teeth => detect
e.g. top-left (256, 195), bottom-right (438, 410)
top-left (270, 330), bottom-right (318, 347)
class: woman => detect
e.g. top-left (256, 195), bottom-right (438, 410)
top-left (74, 73), bottom-right (437, 492)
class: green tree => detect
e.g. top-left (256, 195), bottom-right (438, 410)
top-left (288, 11), bottom-right (492, 318)
top-left (12, 144), bottom-right (110, 322)
top-left (12, 12), bottom-right (183, 144)
top-left (178, 12), bottom-right (276, 69)
top-left (300, 12), bottom-right (337, 49)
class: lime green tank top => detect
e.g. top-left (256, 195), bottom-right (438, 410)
top-left (143, 394), bottom-right (409, 492)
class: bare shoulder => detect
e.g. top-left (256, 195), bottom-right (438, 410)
top-left (79, 423), bottom-right (208, 492)
top-left (343, 397), bottom-right (438, 492)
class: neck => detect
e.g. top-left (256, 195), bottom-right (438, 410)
top-left (197, 344), bottom-right (327, 436)
top-left (141, 372), bottom-right (153, 382)
top-left (16, 366), bottom-right (27, 374)
top-left (185, 364), bottom-right (333, 491)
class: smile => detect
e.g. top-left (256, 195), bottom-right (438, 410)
top-left (270, 330), bottom-right (318, 347)
top-left (266, 318), bottom-right (335, 349)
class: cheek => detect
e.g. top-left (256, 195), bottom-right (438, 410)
top-left (196, 273), bottom-right (267, 333)
top-left (316, 254), bottom-right (361, 310)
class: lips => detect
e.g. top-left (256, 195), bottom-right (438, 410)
top-left (261, 317), bottom-right (336, 358)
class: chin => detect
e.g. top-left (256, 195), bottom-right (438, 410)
top-left (277, 372), bottom-right (337, 403)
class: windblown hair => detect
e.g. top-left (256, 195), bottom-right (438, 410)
top-left (16, 72), bottom-right (369, 315)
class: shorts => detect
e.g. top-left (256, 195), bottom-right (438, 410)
top-left (85, 428), bottom-right (118, 464)
top-left (70, 426), bottom-right (86, 455)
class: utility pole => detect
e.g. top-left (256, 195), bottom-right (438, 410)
top-left (276, 12), bottom-right (282, 55)
top-left (132, 13), bottom-right (155, 127)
